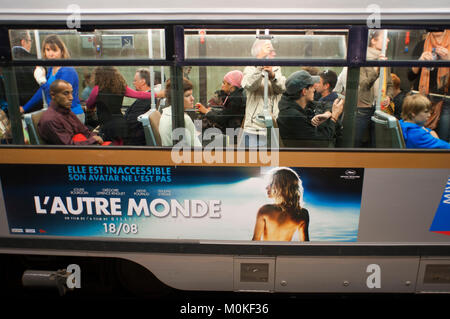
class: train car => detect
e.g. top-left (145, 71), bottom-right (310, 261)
top-left (0, 0), bottom-right (449, 301)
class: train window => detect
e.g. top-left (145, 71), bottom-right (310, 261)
top-left (184, 29), bottom-right (348, 60)
top-left (2, 26), bottom-right (449, 150)
top-left (9, 29), bottom-right (165, 60)
top-left (366, 29), bottom-right (450, 61)
top-left (3, 64), bottom-right (168, 146)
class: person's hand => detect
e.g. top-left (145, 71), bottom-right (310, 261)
top-left (412, 51), bottom-right (435, 74)
top-left (19, 106), bottom-right (25, 114)
top-left (381, 96), bottom-right (391, 108)
top-left (419, 51), bottom-right (434, 61)
top-left (374, 54), bottom-right (388, 74)
top-left (93, 135), bottom-right (104, 145)
top-left (331, 98), bottom-right (344, 120)
top-left (34, 66), bottom-right (47, 86)
top-left (195, 103), bottom-right (210, 114)
top-left (435, 46), bottom-right (448, 60)
top-left (311, 112), bottom-right (331, 127)
top-left (263, 66), bottom-right (275, 80)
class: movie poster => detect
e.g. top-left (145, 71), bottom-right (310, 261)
top-left (0, 164), bottom-right (364, 242)
top-left (429, 175), bottom-right (450, 236)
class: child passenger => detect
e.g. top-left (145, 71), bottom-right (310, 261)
top-left (399, 94), bottom-right (450, 149)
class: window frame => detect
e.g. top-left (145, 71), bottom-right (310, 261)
top-left (1, 22), bottom-right (449, 149)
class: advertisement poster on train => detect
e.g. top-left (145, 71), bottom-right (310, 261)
top-left (429, 175), bottom-right (450, 236)
top-left (0, 164), bottom-right (364, 242)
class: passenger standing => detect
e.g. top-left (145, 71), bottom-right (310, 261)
top-left (355, 30), bottom-right (394, 147)
top-left (20, 34), bottom-right (85, 123)
top-left (315, 69), bottom-right (339, 104)
top-left (408, 30), bottom-right (450, 142)
top-left (10, 30), bottom-right (42, 112)
top-left (241, 39), bottom-right (286, 147)
top-left (333, 67), bottom-right (347, 96)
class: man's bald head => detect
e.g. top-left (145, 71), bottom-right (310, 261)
top-left (50, 79), bottom-right (73, 109)
top-left (49, 79), bottom-right (71, 95)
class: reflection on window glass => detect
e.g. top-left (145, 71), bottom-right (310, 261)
top-left (9, 29), bottom-right (165, 60)
top-left (184, 29), bottom-right (347, 60)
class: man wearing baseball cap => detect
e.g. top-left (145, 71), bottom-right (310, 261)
top-left (277, 70), bottom-right (344, 144)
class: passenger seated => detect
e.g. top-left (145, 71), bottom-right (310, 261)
top-left (196, 70), bottom-right (246, 132)
top-left (159, 78), bottom-right (202, 147)
top-left (399, 94), bottom-right (450, 149)
top-left (38, 79), bottom-right (105, 145)
top-left (86, 66), bottom-right (164, 145)
top-left (207, 90), bottom-right (227, 107)
top-left (10, 30), bottom-right (42, 112)
top-left (80, 69), bottom-right (94, 103)
top-left (277, 70), bottom-right (344, 144)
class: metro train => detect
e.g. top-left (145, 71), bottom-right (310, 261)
top-left (0, 0), bottom-right (449, 299)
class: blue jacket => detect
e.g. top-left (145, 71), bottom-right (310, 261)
top-left (400, 120), bottom-right (450, 149)
top-left (23, 67), bottom-right (83, 115)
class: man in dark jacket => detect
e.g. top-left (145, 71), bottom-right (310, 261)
top-left (277, 70), bottom-right (344, 144)
top-left (124, 68), bottom-right (160, 145)
top-left (10, 30), bottom-right (42, 111)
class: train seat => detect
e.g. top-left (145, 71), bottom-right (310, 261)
top-left (137, 109), bottom-right (161, 146)
top-left (371, 110), bottom-right (406, 148)
top-left (24, 109), bottom-right (46, 145)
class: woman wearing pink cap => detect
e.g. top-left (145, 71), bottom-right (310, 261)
top-left (196, 70), bottom-right (246, 134)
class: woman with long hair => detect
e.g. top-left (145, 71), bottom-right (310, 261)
top-left (86, 66), bottom-right (163, 144)
top-left (21, 34), bottom-right (85, 122)
top-left (252, 167), bottom-right (309, 241)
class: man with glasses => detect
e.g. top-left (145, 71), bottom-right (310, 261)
top-left (10, 30), bottom-right (42, 111)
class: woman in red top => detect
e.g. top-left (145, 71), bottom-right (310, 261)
top-left (86, 66), bottom-right (163, 144)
